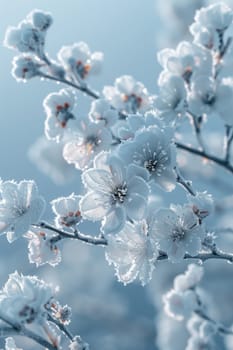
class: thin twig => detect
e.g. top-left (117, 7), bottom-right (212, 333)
top-left (0, 312), bottom-right (57, 350)
top-left (48, 314), bottom-right (73, 341)
top-left (187, 111), bottom-right (205, 151)
top-left (38, 72), bottom-right (99, 99)
top-left (36, 222), bottom-right (108, 246)
top-left (174, 166), bottom-right (196, 196)
top-left (176, 141), bottom-right (233, 174)
top-left (157, 249), bottom-right (233, 263)
top-left (195, 309), bottom-right (233, 336)
top-left (224, 125), bottom-right (233, 163)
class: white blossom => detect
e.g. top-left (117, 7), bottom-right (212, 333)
top-left (103, 75), bottom-right (153, 114)
top-left (58, 42), bottom-right (103, 80)
top-left (163, 289), bottom-right (198, 321)
top-left (152, 205), bottom-right (204, 262)
top-left (4, 338), bottom-right (22, 350)
top-left (11, 54), bottom-right (42, 81)
top-left (0, 180), bottom-right (45, 242)
top-left (187, 191), bottom-right (214, 221)
top-left (89, 99), bottom-right (118, 127)
top-left (63, 118), bottom-right (112, 170)
top-left (80, 154), bottom-right (149, 234)
top-left (118, 126), bottom-right (176, 191)
top-left (26, 227), bottom-right (61, 267)
top-left (105, 221), bottom-right (159, 286)
top-left (0, 272), bottom-right (54, 324)
top-left (27, 9), bottom-right (53, 31)
top-left (51, 194), bottom-right (82, 228)
top-left (174, 264), bottom-right (204, 292)
top-left (43, 88), bottom-right (76, 142)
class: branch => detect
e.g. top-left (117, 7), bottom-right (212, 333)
top-left (157, 249), bottom-right (233, 263)
top-left (224, 125), bottom-right (233, 163)
top-left (176, 141), bottom-right (233, 174)
top-left (38, 72), bottom-right (99, 99)
top-left (36, 222), bottom-right (108, 246)
top-left (48, 314), bottom-right (73, 341)
top-left (187, 111), bottom-right (205, 151)
top-left (195, 309), bottom-right (233, 336)
top-left (174, 166), bottom-right (196, 196)
top-left (0, 312), bottom-right (57, 350)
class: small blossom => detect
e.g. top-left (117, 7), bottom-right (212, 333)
top-left (26, 227), bottom-right (61, 267)
top-left (105, 220), bottom-right (159, 286)
top-left (0, 272), bottom-right (54, 324)
top-left (157, 42), bottom-right (212, 83)
top-left (188, 76), bottom-right (233, 125)
top-left (118, 126), bottom-right (176, 191)
top-left (63, 118), bottom-right (112, 170)
top-left (89, 99), bottom-right (118, 127)
top-left (152, 205), bottom-right (204, 262)
top-left (27, 9), bottom-right (53, 31)
top-left (0, 180), bottom-right (45, 242)
top-left (51, 194), bottom-right (82, 228)
top-left (174, 264), bottom-right (204, 292)
top-left (80, 154), bottom-right (149, 234)
top-left (163, 289), bottom-right (198, 321)
top-left (154, 74), bottom-right (187, 122)
top-left (11, 54), bottom-right (42, 81)
top-left (187, 191), bottom-right (214, 221)
top-left (58, 42), bottom-right (103, 80)
top-left (103, 75), bottom-right (153, 114)
top-left (43, 88), bottom-right (76, 142)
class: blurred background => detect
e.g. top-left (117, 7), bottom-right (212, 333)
top-left (1, 0), bottom-right (233, 349)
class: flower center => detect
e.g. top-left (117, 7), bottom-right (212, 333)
top-left (112, 183), bottom-right (128, 203)
top-left (56, 103), bottom-right (74, 128)
top-left (171, 227), bottom-right (186, 242)
top-left (123, 94), bottom-right (142, 113)
top-left (19, 305), bottom-right (37, 323)
top-left (76, 60), bottom-right (91, 79)
top-left (144, 159), bottom-right (158, 172)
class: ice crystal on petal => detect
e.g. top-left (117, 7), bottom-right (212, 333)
top-left (81, 154), bottom-right (149, 234)
top-left (103, 75), bottom-right (153, 114)
top-left (51, 194), bottom-right (82, 228)
top-left (0, 272), bottom-right (54, 324)
top-left (0, 180), bottom-right (45, 242)
top-left (58, 42), bottom-right (103, 80)
top-left (43, 88), bottom-right (76, 142)
top-left (63, 118), bottom-right (112, 170)
top-left (152, 205), bottom-right (204, 262)
top-left (118, 126), bottom-right (176, 191)
top-left (105, 221), bottom-right (158, 286)
top-left (26, 227), bottom-right (61, 267)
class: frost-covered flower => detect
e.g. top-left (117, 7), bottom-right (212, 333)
top-left (103, 75), bottom-right (153, 114)
top-left (163, 289), bottom-right (198, 321)
top-left (187, 191), bottom-right (214, 221)
top-left (11, 54), bottom-right (42, 81)
top-left (188, 75), bottom-right (233, 125)
top-left (89, 99), bottom-right (118, 127)
top-left (81, 154), bottom-right (149, 234)
top-left (63, 118), bottom-right (112, 170)
top-left (190, 3), bottom-right (233, 51)
top-left (118, 126), bottom-right (176, 191)
top-left (154, 74), bottom-right (187, 122)
top-left (157, 42), bottom-right (212, 82)
top-left (0, 272), bottom-right (54, 324)
top-left (26, 227), bottom-right (61, 267)
top-left (51, 194), bottom-right (82, 228)
top-left (0, 180), bottom-right (45, 242)
top-left (152, 205), bottom-right (204, 262)
top-left (105, 221), bottom-right (158, 286)
top-left (174, 264), bottom-right (204, 292)
top-left (58, 42), bottom-right (103, 80)
top-left (4, 10), bottom-right (51, 58)
top-left (43, 89), bottom-right (76, 142)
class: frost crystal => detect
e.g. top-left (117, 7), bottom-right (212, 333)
top-left (51, 193), bottom-right (82, 228)
top-left (152, 205), bottom-right (204, 262)
top-left (81, 154), bottom-right (149, 234)
top-left (0, 272), bottom-right (54, 324)
top-left (0, 180), bottom-right (45, 242)
top-left (105, 221), bottom-right (158, 286)
top-left (103, 75), bottom-right (153, 114)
